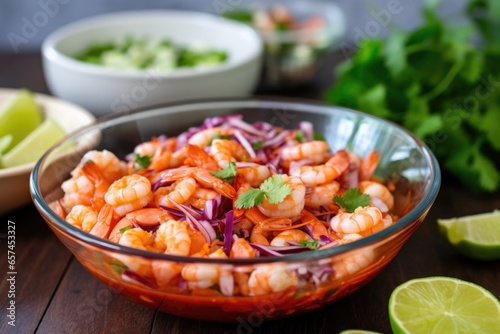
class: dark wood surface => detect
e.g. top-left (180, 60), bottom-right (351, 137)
top-left (1, 53), bottom-right (499, 334)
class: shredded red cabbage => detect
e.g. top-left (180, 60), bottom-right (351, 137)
top-left (226, 118), bottom-right (267, 137)
top-left (233, 130), bottom-right (257, 159)
top-left (222, 210), bottom-right (235, 255)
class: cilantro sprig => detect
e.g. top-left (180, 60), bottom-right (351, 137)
top-left (210, 162), bottom-right (237, 183)
top-left (325, 0), bottom-right (500, 192)
top-left (133, 153), bottom-right (152, 171)
top-left (334, 188), bottom-right (371, 213)
top-left (298, 239), bottom-right (321, 250)
top-left (235, 175), bottom-right (292, 209)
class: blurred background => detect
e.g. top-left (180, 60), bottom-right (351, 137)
top-left (0, 0), bottom-right (468, 53)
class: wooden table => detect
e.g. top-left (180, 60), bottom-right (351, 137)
top-left (1, 53), bottom-right (499, 334)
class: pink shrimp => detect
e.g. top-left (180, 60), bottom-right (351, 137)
top-left (359, 180), bottom-right (394, 210)
top-left (117, 228), bottom-right (155, 278)
top-left (330, 206), bottom-right (384, 234)
top-left (359, 150), bottom-right (380, 182)
top-left (257, 175), bottom-right (305, 218)
top-left (280, 140), bottom-right (328, 161)
top-left (238, 164), bottom-right (272, 187)
top-left (300, 209), bottom-right (329, 240)
top-left (250, 217), bottom-right (293, 245)
top-left (230, 238), bottom-right (257, 258)
top-left (185, 144), bottom-right (219, 171)
top-left (304, 181), bottom-right (340, 209)
top-left (270, 229), bottom-right (311, 246)
top-left (155, 177), bottom-right (197, 208)
top-left (187, 127), bottom-right (233, 148)
top-left (104, 174), bottom-right (153, 217)
top-left (65, 204), bottom-right (97, 232)
top-left (289, 150), bottom-right (350, 187)
top-left (248, 264), bottom-right (298, 296)
top-left (210, 139), bottom-right (250, 168)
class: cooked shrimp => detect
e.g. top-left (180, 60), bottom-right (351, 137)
top-left (257, 175), bottom-right (305, 218)
top-left (236, 217), bottom-right (254, 237)
top-left (359, 150), bottom-right (380, 182)
top-left (210, 139), bottom-right (250, 168)
top-left (250, 217), bottom-right (293, 245)
top-left (81, 160), bottom-right (110, 212)
top-left (188, 127), bottom-right (233, 148)
top-left (238, 165), bottom-right (272, 187)
top-left (181, 249), bottom-right (228, 289)
top-left (358, 214), bottom-right (393, 237)
top-left (359, 180), bottom-right (394, 210)
top-left (89, 204), bottom-right (118, 239)
top-left (185, 144), bottom-right (219, 171)
top-left (187, 225), bottom-right (208, 255)
top-left (49, 199), bottom-right (66, 219)
top-left (65, 205), bottom-right (97, 232)
top-left (304, 181), bottom-right (340, 209)
top-left (280, 140), bottom-right (328, 161)
top-left (234, 271), bottom-right (250, 296)
top-left (117, 228), bottom-right (155, 277)
top-left (230, 238), bottom-right (257, 258)
top-left (156, 167), bottom-right (236, 199)
top-left (300, 209), bottom-right (329, 239)
top-left (156, 177), bottom-right (197, 208)
top-left (61, 173), bottom-right (94, 210)
top-left (248, 264), bottom-right (298, 296)
top-left (270, 229), bottom-right (311, 246)
top-left (289, 150), bottom-right (350, 187)
top-left (80, 149), bottom-right (128, 184)
top-left (152, 219), bottom-right (191, 287)
top-left (105, 174), bottom-right (153, 217)
top-left (333, 248), bottom-right (376, 279)
top-left (330, 206), bottom-right (383, 234)
top-left (185, 187), bottom-right (218, 209)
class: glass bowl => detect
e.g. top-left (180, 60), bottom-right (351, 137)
top-left (30, 98), bottom-right (440, 322)
top-left (222, 1), bottom-right (346, 90)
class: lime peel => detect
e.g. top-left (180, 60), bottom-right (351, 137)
top-left (438, 210), bottom-right (500, 260)
top-left (389, 276), bottom-right (500, 334)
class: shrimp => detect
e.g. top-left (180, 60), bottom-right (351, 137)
top-left (257, 175), bottom-right (305, 218)
top-left (333, 248), bottom-right (376, 279)
top-left (358, 180), bottom-right (394, 210)
top-left (234, 271), bottom-right (251, 296)
top-left (359, 150), bottom-right (380, 182)
top-left (187, 225), bottom-right (208, 255)
top-left (304, 181), bottom-right (340, 209)
top-left (236, 217), bottom-right (254, 237)
top-left (289, 150), bottom-right (349, 187)
top-left (117, 228), bottom-right (155, 277)
top-left (330, 206), bottom-right (383, 234)
top-left (185, 144), bottom-right (219, 171)
top-left (61, 173), bottom-right (94, 211)
top-left (49, 199), bottom-right (66, 219)
top-left (238, 165), bottom-right (272, 187)
top-left (108, 208), bottom-right (174, 243)
top-left (185, 187), bottom-right (218, 210)
top-left (250, 217), bottom-right (293, 245)
top-left (358, 214), bottom-right (393, 237)
top-left (81, 160), bottom-right (110, 212)
top-left (80, 149), bottom-right (128, 184)
top-left (270, 229), bottom-right (311, 246)
top-left (210, 139), bottom-right (250, 168)
top-left (156, 177), bottom-right (197, 208)
top-left (156, 167), bottom-right (236, 199)
top-left (152, 220), bottom-right (191, 286)
top-left (181, 249), bottom-right (228, 289)
top-left (230, 238), bottom-right (257, 258)
top-left (188, 127), bottom-right (233, 148)
top-left (89, 204), bottom-right (118, 239)
top-left (248, 264), bottom-right (298, 296)
top-left (65, 205), bottom-right (97, 232)
top-left (105, 174), bottom-right (153, 217)
top-left (280, 140), bottom-right (328, 161)
top-left (300, 209), bottom-right (329, 239)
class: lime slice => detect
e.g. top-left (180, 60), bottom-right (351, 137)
top-left (0, 89), bottom-right (43, 152)
top-left (1, 119), bottom-right (65, 168)
top-left (0, 134), bottom-right (13, 153)
top-left (339, 330), bottom-right (382, 334)
top-left (438, 210), bottom-right (500, 260)
top-left (389, 277), bottom-right (500, 334)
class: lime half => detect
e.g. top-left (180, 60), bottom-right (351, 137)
top-left (339, 330), bottom-right (382, 334)
top-left (438, 210), bottom-right (500, 260)
top-left (389, 277), bottom-right (500, 334)
top-left (1, 119), bottom-right (65, 168)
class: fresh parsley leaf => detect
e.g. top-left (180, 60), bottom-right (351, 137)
top-left (334, 188), bottom-right (371, 213)
top-left (235, 175), bottom-right (292, 209)
top-left (210, 162), bottom-right (237, 183)
top-left (298, 239), bottom-right (321, 250)
top-left (252, 140), bottom-right (264, 151)
top-left (133, 153), bottom-right (152, 170)
top-left (209, 132), bottom-right (232, 145)
top-left (259, 175), bottom-right (292, 204)
top-left (235, 189), bottom-right (265, 209)
top-left (313, 131), bottom-right (326, 141)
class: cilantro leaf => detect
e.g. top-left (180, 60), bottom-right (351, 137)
top-left (334, 188), bottom-right (371, 213)
top-left (295, 130), bottom-right (306, 142)
top-left (298, 239), bottom-right (321, 250)
top-left (119, 225), bottom-right (132, 234)
top-left (259, 175), bottom-right (292, 204)
top-left (133, 153), bottom-right (152, 170)
top-left (235, 175), bottom-right (292, 209)
top-left (252, 140), bottom-right (264, 151)
top-left (235, 189), bottom-right (265, 209)
top-left (210, 162), bottom-right (237, 182)
top-left (313, 131), bottom-right (326, 141)
top-left (209, 132), bottom-right (232, 145)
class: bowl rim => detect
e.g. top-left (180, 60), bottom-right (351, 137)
top-left (30, 96), bottom-right (441, 265)
top-left (41, 9), bottom-right (263, 79)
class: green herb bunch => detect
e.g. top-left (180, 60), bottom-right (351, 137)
top-left (325, 0), bottom-right (500, 192)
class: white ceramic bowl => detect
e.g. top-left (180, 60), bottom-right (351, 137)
top-left (42, 10), bottom-right (263, 117)
top-left (0, 88), bottom-right (95, 214)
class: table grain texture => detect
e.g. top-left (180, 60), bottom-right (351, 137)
top-left (1, 52), bottom-right (499, 334)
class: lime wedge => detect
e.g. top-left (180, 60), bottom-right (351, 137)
top-left (389, 277), bottom-right (500, 334)
top-left (438, 210), bottom-right (500, 260)
top-left (0, 134), bottom-right (13, 153)
top-left (0, 119), bottom-right (65, 168)
top-left (0, 89), bottom-right (43, 152)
